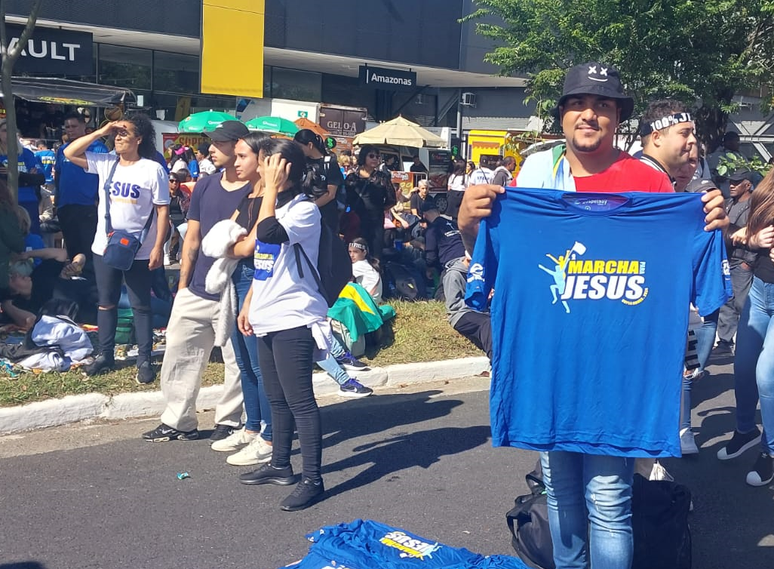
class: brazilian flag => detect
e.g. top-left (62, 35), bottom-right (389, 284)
top-left (327, 283), bottom-right (396, 341)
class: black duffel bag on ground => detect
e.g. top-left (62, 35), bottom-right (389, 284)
top-left (507, 464), bottom-right (692, 569)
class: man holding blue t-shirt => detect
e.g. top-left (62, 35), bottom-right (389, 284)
top-left (459, 63), bottom-right (730, 569)
top-left (55, 111), bottom-right (109, 264)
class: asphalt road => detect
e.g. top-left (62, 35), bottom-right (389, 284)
top-left (0, 358), bottom-right (772, 569)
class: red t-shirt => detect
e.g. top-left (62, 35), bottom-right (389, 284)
top-left (573, 152), bottom-right (673, 193)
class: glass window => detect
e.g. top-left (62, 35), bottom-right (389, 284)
top-left (270, 67), bottom-right (321, 102)
top-left (98, 44), bottom-right (152, 91)
top-left (153, 51), bottom-right (199, 94)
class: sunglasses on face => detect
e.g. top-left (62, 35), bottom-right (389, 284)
top-left (367, 153), bottom-right (380, 159)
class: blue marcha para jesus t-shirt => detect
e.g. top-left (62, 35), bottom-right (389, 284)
top-left (466, 188), bottom-right (731, 458)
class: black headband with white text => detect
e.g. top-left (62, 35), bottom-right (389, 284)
top-left (639, 112), bottom-right (693, 136)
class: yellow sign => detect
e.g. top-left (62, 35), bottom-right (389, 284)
top-left (201, 0), bottom-right (265, 98)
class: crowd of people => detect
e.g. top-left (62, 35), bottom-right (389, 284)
top-left (0, 58), bottom-right (772, 561)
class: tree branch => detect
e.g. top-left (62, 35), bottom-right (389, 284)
top-left (2, 0), bottom-right (44, 67)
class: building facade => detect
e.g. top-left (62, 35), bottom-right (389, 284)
top-left (4, 0), bottom-right (535, 136)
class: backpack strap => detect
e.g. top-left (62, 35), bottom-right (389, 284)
top-left (102, 158), bottom-right (120, 235)
top-left (293, 242), bottom-right (323, 292)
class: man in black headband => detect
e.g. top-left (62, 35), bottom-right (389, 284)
top-left (638, 99), bottom-right (697, 187)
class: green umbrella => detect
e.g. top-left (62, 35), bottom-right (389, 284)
top-left (178, 110), bottom-right (236, 133)
top-left (245, 116), bottom-right (299, 136)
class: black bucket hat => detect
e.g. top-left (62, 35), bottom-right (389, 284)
top-left (551, 62), bottom-right (634, 121)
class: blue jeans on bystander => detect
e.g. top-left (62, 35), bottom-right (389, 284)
top-left (232, 261), bottom-right (273, 440)
top-left (541, 451), bottom-right (635, 569)
top-left (734, 276), bottom-right (774, 455)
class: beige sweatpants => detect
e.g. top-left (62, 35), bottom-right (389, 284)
top-left (159, 287), bottom-right (244, 432)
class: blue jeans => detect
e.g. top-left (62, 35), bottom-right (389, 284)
top-left (316, 331), bottom-right (349, 385)
top-left (541, 451), bottom-right (635, 569)
top-left (682, 310), bottom-right (719, 430)
top-left (734, 277), bottom-right (774, 455)
top-left (232, 262), bottom-right (272, 440)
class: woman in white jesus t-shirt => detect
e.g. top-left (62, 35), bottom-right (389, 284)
top-left (63, 114), bottom-right (169, 383)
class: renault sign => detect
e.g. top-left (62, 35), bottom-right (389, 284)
top-left (3, 24), bottom-right (93, 76)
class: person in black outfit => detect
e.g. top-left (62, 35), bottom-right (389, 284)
top-left (294, 128), bottom-right (344, 232)
top-left (421, 200), bottom-right (465, 271)
top-left (410, 155), bottom-right (428, 173)
top-left (409, 180), bottom-right (431, 217)
top-left (345, 145), bottom-right (396, 259)
top-left (1, 250), bottom-right (94, 329)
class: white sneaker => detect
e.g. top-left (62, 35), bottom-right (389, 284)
top-left (680, 428), bottom-right (699, 455)
top-left (211, 428), bottom-right (256, 452)
top-left (226, 436), bottom-right (273, 466)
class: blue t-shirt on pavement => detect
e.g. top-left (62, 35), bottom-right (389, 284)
top-left (186, 174), bottom-right (252, 301)
top-left (35, 149), bottom-right (56, 183)
top-left (466, 188), bottom-right (731, 458)
top-left (1, 148), bottom-right (39, 203)
top-left (55, 139), bottom-right (109, 207)
top-left (283, 520), bottom-right (528, 569)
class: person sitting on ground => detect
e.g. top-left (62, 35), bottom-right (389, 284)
top-left (410, 180), bottom-right (431, 217)
top-left (421, 200), bottom-right (465, 273)
top-left (0, 178), bottom-right (25, 300)
top-left (349, 237), bottom-right (382, 304)
top-left (443, 254), bottom-right (492, 360)
top-left (1, 250), bottom-right (87, 330)
top-left (15, 206), bottom-right (45, 267)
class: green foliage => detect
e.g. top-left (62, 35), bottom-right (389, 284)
top-left (717, 153), bottom-right (772, 178)
top-left (464, 0), bottom-right (774, 147)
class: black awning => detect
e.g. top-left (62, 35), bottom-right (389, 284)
top-left (2, 77), bottom-right (134, 106)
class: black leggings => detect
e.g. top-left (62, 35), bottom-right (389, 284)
top-left (257, 325), bottom-right (322, 481)
top-left (93, 254), bottom-right (153, 364)
top-left (446, 190), bottom-right (464, 220)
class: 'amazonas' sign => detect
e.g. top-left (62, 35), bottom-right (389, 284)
top-left (359, 65), bottom-right (416, 91)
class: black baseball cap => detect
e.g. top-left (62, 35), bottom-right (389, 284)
top-left (728, 166), bottom-right (754, 183)
top-left (552, 62), bottom-right (634, 121)
top-left (685, 178), bottom-right (720, 194)
top-left (207, 120), bottom-right (249, 142)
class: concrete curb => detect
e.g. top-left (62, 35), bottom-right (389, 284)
top-left (0, 356), bottom-right (489, 435)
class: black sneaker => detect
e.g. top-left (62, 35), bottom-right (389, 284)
top-left (336, 352), bottom-right (370, 371)
top-left (339, 378), bottom-right (373, 398)
top-left (210, 424), bottom-right (236, 442)
top-left (280, 477), bottom-right (325, 511)
top-left (142, 423), bottom-right (199, 442)
top-left (135, 361), bottom-right (156, 385)
top-left (746, 453), bottom-right (774, 487)
top-left (83, 354), bottom-right (115, 377)
top-left (717, 428), bottom-right (762, 460)
top-left (714, 341), bottom-right (735, 356)
top-left (239, 463), bottom-right (296, 486)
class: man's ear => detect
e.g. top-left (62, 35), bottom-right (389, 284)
top-left (650, 129), bottom-right (663, 148)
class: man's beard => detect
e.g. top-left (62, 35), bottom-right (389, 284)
top-left (571, 134), bottom-right (603, 153)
